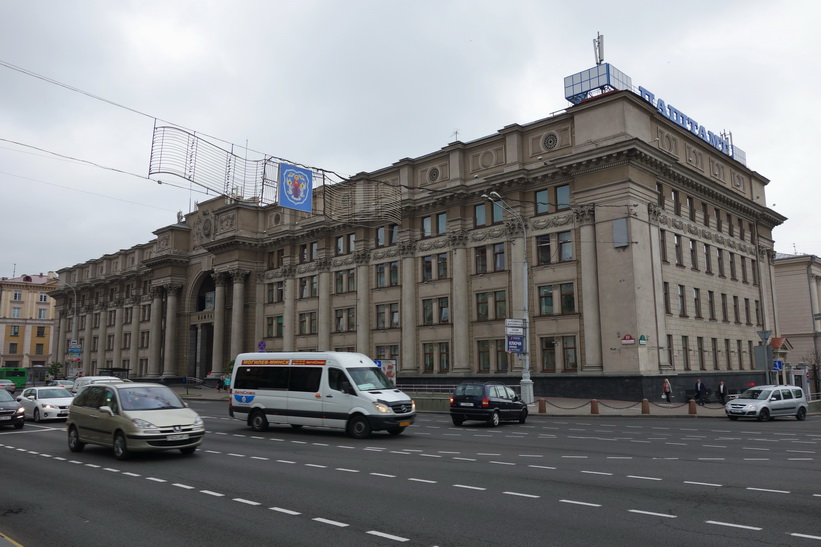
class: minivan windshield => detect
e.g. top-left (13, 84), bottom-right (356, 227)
top-left (737, 389), bottom-right (772, 401)
top-left (347, 367), bottom-right (394, 391)
top-left (119, 386), bottom-right (186, 410)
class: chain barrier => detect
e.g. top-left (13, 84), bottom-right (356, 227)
top-left (543, 399), bottom-right (591, 411)
top-left (648, 400), bottom-right (690, 409)
top-left (597, 400), bottom-right (641, 410)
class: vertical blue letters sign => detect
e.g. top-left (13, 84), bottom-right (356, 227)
top-left (278, 163), bottom-right (313, 213)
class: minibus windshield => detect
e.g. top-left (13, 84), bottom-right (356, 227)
top-left (348, 367), bottom-right (394, 391)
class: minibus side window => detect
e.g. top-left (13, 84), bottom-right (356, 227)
top-left (289, 367), bottom-right (322, 392)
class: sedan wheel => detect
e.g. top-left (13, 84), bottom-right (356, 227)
top-left (33, 408), bottom-right (41, 422)
top-left (757, 408), bottom-right (770, 422)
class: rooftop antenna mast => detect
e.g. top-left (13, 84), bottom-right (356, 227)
top-left (594, 32), bottom-right (605, 65)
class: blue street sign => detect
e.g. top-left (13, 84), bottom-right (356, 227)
top-left (257, 340), bottom-right (267, 352)
top-left (772, 360), bottom-right (783, 371)
top-left (374, 360), bottom-right (382, 369)
top-left (506, 335), bottom-right (524, 353)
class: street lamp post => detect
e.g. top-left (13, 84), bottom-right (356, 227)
top-left (483, 191), bottom-right (535, 404)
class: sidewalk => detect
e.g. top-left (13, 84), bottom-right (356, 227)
top-left (169, 384), bottom-right (730, 418)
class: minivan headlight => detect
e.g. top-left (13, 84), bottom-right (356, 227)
top-left (373, 402), bottom-right (391, 414)
top-left (131, 418), bottom-right (159, 430)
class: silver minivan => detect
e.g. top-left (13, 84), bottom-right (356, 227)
top-left (67, 382), bottom-right (204, 459)
top-left (725, 385), bottom-right (808, 421)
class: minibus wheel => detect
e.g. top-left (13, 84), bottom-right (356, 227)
top-left (387, 427), bottom-right (405, 436)
top-left (250, 410), bottom-right (269, 432)
top-left (346, 415), bottom-right (371, 439)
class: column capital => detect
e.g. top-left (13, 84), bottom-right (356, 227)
top-left (229, 269), bottom-right (250, 283)
top-left (574, 204), bottom-right (595, 225)
top-left (447, 230), bottom-right (469, 249)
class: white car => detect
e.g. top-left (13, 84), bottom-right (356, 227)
top-left (724, 385), bottom-right (808, 421)
top-left (16, 386), bottom-right (74, 422)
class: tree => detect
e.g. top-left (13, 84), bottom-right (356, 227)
top-left (48, 362), bottom-right (64, 379)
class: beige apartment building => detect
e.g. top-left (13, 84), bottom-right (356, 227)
top-left (0, 273), bottom-right (58, 373)
top-left (50, 82), bottom-right (784, 400)
top-left (773, 253), bottom-right (821, 396)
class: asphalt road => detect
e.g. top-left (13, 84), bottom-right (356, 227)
top-left (1, 402), bottom-right (819, 546)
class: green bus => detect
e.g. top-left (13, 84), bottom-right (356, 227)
top-left (0, 367), bottom-right (27, 390)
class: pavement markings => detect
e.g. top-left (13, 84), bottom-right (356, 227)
top-left (200, 490), bottom-right (224, 497)
top-left (454, 484), bottom-right (486, 491)
top-left (627, 475), bottom-right (662, 481)
top-left (313, 517), bottom-right (348, 527)
top-left (790, 532), bottom-right (821, 541)
top-left (234, 498), bottom-right (261, 506)
top-left (684, 481), bottom-right (722, 487)
top-left (706, 520), bottom-right (761, 531)
top-left (582, 471), bottom-right (613, 476)
top-left (560, 499), bottom-right (601, 507)
top-left (270, 507), bottom-right (300, 515)
top-left (504, 492), bottom-right (539, 498)
top-left (367, 530), bottom-right (409, 542)
top-left (629, 510), bottom-right (676, 518)
top-left (173, 483), bottom-right (195, 489)
top-left (747, 487), bottom-right (789, 494)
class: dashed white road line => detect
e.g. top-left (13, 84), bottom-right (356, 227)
top-left (706, 520), bottom-right (761, 531)
top-left (560, 499), bottom-right (601, 507)
top-left (504, 491), bottom-right (539, 499)
top-left (684, 481), bottom-right (721, 487)
top-left (367, 530), bottom-right (409, 542)
top-left (629, 510), bottom-right (676, 518)
top-left (627, 475), bottom-right (662, 481)
top-left (747, 487), bottom-right (789, 494)
top-left (313, 517), bottom-right (348, 527)
top-left (270, 507), bottom-right (300, 515)
top-left (234, 498), bottom-right (261, 506)
top-left (454, 484), bottom-right (485, 491)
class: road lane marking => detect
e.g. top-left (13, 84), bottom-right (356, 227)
top-left (790, 532), bottom-right (821, 541)
top-left (560, 499), bottom-right (601, 507)
top-left (408, 478), bottom-right (436, 484)
top-left (173, 483), bottom-right (195, 489)
top-left (313, 518), bottom-right (348, 527)
top-left (270, 507), bottom-right (301, 515)
top-left (582, 471), bottom-right (612, 476)
top-left (305, 464), bottom-right (326, 468)
top-left (747, 487), bottom-right (789, 494)
top-left (684, 481), bottom-right (722, 487)
top-left (490, 461), bottom-right (515, 466)
top-left (504, 492), bottom-right (539, 498)
top-left (367, 531), bottom-right (409, 542)
top-left (529, 465), bottom-right (556, 470)
top-left (706, 520), bottom-right (761, 531)
top-left (627, 475), bottom-right (662, 481)
top-left (370, 473), bottom-right (396, 478)
top-left (200, 490), bottom-right (225, 497)
top-left (234, 498), bottom-right (261, 506)
top-left (454, 484), bottom-right (485, 490)
top-left (146, 477), bottom-right (166, 483)
top-left (336, 468), bottom-right (359, 473)
top-left (629, 510), bottom-right (676, 518)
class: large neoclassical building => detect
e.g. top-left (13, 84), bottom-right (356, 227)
top-left (51, 66), bottom-right (785, 399)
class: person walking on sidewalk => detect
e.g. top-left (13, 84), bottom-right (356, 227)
top-left (216, 377), bottom-right (222, 392)
top-left (694, 378), bottom-right (706, 406)
top-left (717, 380), bottom-right (727, 405)
top-left (663, 378), bottom-right (672, 403)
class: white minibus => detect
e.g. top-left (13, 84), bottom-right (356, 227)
top-left (229, 352), bottom-right (416, 438)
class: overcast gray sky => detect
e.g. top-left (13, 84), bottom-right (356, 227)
top-left (1, 0), bottom-right (818, 278)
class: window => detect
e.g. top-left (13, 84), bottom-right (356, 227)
top-left (704, 244), bottom-right (712, 273)
top-left (475, 290), bottom-right (507, 321)
top-left (474, 203), bottom-right (487, 227)
top-left (539, 285), bottom-right (554, 315)
top-left (702, 203), bottom-right (710, 227)
top-left (298, 312), bottom-right (318, 335)
top-left (422, 299), bottom-right (434, 325)
top-left (12, 290), bottom-right (22, 301)
top-left (725, 339), bottom-right (732, 369)
top-left (9, 343), bottom-right (18, 354)
top-left (299, 275), bottom-right (318, 298)
top-left (267, 249), bottom-right (285, 269)
top-left (11, 307), bottom-right (21, 319)
top-left (335, 269), bottom-right (356, 294)
top-left (558, 231), bottom-right (573, 261)
top-left (421, 212), bottom-right (447, 238)
top-left (422, 297), bottom-right (449, 325)
top-left (421, 256), bottom-right (433, 281)
top-left (693, 288), bottom-right (702, 318)
top-left (556, 184), bottom-right (570, 210)
top-left (721, 293), bottom-right (728, 322)
top-left (376, 224), bottom-right (399, 247)
top-left (376, 261), bottom-right (399, 287)
top-left (535, 189), bottom-right (549, 214)
top-left (560, 283), bottom-right (575, 313)
top-left (492, 243), bottom-right (506, 271)
top-left (106, 335), bottom-right (114, 351)
top-left (755, 300), bottom-right (762, 325)
top-left (696, 337), bottom-right (705, 370)
top-left (663, 282), bottom-right (671, 314)
top-left (437, 253), bottom-right (448, 279)
top-left (674, 235), bottom-right (683, 265)
top-left (477, 339), bottom-right (506, 372)
top-left (39, 292), bottom-right (48, 302)
top-left (541, 337), bottom-right (556, 372)
top-left (36, 326), bottom-right (46, 337)
top-left (38, 308), bottom-right (48, 319)
top-left (536, 234), bottom-right (552, 265)
top-left (108, 310), bottom-right (116, 326)
top-left (268, 281), bottom-right (285, 303)
top-left (689, 240), bottom-right (698, 269)
top-left (562, 336), bottom-right (577, 370)
top-left (334, 308), bottom-right (356, 332)
top-left (671, 190), bottom-right (681, 215)
top-left (10, 325), bottom-right (20, 337)
top-left (707, 291), bottom-right (716, 320)
top-left (667, 335), bottom-right (675, 369)
top-left (660, 230), bottom-right (668, 262)
top-left (717, 249), bottom-right (725, 277)
top-left (677, 285), bottom-right (687, 316)
top-left (375, 345), bottom-right (399, 362)
top-left (123, 332), bottom-right (131, 350)
top-left (744, 298), bottom-right (751, 325)
top-left (741, 257), bottom-right (748, 283)
top-left (438, 297), bottom-right (449, 323)
top-left (751, 259), bottom-right (758, 286)
top-left (727, 213), bottom-right (734, 236)
top-left (733, 296), bottom-right (740, 324)
top-left (682, 335), bottom-right (690, 370)
top-left (375, 303), bottom-right (400, 329)
top-left (93, 313), bottom-right (100, 328)
top-left (423, 343), bottom-right (435, 372)
top-left (687, 196), bottom-right (695, 221)
top-left (475, 247), bottom-right (488, 273)
top-left (729, 253), bottom-right (737, 280)
top-left (657, 183), bottom-right (665, 207)
top-left (439, 342), bottom-right (450, 372)
top-left (266, 316), bottom-right (279, 338)
top-left (714, 208), bottom-right (722, 231)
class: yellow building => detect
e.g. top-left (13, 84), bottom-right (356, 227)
top-left (0, 273), bottom-right (58, 374)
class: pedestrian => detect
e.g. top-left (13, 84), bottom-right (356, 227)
top-left (663, 378), bottom-right (672, 403)
top-left (717, 380), bottom-right (727, 405)
top-left (694, 378), bottom-right (706, 406)
top-left (216, 377), bottom-right (222, 392)
top-left (223, 375), bottom-right (230, 392)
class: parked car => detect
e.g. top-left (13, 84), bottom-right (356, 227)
top-left (67, 382), bottom-right (205, 460)
top-left (46, 379), bottom-right (75, 391)
top-left (449, 381), bottom-right (528, 426)
top-left (0, 379), bottom-right (17, 394)
top-left (0, 390), bottom-right (25, 429)
top-left (71, 376), bottom-right (130, 394)
top-left (724, 385), bottom-right (808, 421)
top-left (16, 386), bottom-right (74, 422)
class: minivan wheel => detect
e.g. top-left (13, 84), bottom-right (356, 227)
top-left (68, 426), bottom-right (84, 452)
top-left (488, 411), bottom-right (500, 427)
top-left (250, 410), bottom-right (269, 432)
top-left (347, 415), bottom-right (371, 439)
top-left (113, 432), bottom-right (131, 461)
top-left (796, 407), bottom-right (807, 421)
top-left (757, 408), bottom-right (770, 422)
top-left (179, 446), bottom-right (196, 455)
top-left (452, 415), bottom-right (464, 426)
top-left (518, 409), bottom-right (528, 424)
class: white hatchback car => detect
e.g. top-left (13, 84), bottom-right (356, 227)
top-left (16, 386), bottom-right (74, 421)
top-left (724, 385), bottom-right (808, 421)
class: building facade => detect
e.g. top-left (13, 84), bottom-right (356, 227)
top-left (50, 87), bottom-right (784, 400)
top-left (773, 253), bottom-right (821, 396)
top-left (0, 273), bottom-right (58, 371)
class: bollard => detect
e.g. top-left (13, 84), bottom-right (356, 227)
top-left (688, 399), bottom-right (697, 415)
top-left (590, 399), bottom-right (599, 415)
top-left (641, 398), bottom-right (650, 414)
top-left (538, 398), bottom-right (546, 414)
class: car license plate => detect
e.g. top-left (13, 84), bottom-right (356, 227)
top-left (167, 433), bottom-right (189, 441)
top-left (459, 402), bottom-right (474, 407)
top-left (730, 410), bottom-right (743, 414)
top-left (0, 416), bottom-right (10, 421)
top-left (399, 421), bottom-right (412, 427)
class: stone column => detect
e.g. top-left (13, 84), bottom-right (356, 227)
top-left (129, 299), bottom-right (140, 375)
top-left (211, 273), bottom-right (226, 374)
top-left (400, 241), bottom-right (417, 373)
top-left (317, 258), bottom-right (332, 350)
top-left (162, 284), bottom-right (181, 377)
top-left (577, 205), bottom-right (603, 371)
top-left (112, 301), bottom-right (123, 369)
top-left (229, 269), bottom-right (249, 360)
top-left (449, 231), bottom-right (471, 373)
top-left (353, 252), bottom-right (371, 352)
top-left (148, 286), bottom-right (164, 377)
top-left (98, 303), bottom-right (108, 370)
top-left (283, 266), bottom-right (297, 347)
top-left (57, 312), bottom-right (67, 363)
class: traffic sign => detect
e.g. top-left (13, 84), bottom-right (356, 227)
top-left (506, 335), bottom-right (524, 353)
top-left (506, 327), bottom-right (524, 336)
top-left (772, 360), bottom-right (783, 371)
top-left (505, 319), bottom-right (525, 328)
top-left (257, 340), bottom-right (267, 352)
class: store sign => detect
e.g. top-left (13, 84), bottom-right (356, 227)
top-left (638, 86), bottom-right (732, 158)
